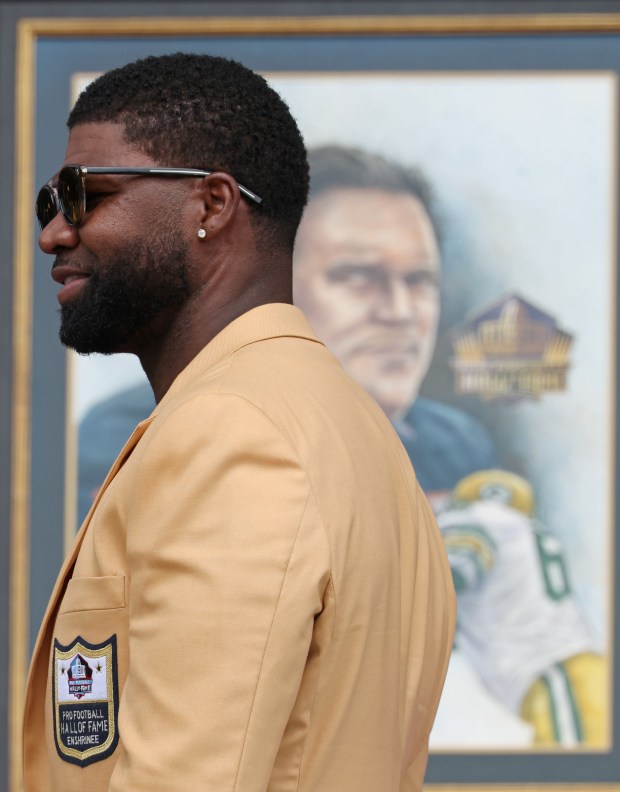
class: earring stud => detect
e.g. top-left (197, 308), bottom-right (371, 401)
top-left (197, 228), bottom-right (207, 239)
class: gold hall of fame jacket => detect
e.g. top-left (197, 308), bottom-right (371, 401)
top-left (23, 303), bottom-right (456, 792)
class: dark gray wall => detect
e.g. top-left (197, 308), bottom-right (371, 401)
top-left (0, 3), bottom-right (15, 787)
top-left (2, 3), bottom-right (620, 792)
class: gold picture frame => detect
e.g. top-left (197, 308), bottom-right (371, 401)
top-left (11, 10), bottom-right (620, 792)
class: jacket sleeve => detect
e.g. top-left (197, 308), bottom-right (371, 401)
top-left (108, 392), bottom-right (331, 792)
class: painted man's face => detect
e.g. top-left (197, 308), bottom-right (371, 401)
top-left (294, 188), bottom-right (441, 420)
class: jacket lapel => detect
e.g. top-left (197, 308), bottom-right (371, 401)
top-left (23, 417), bottom-right (154, 724)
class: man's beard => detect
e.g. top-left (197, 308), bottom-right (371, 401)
top-left (59, 231), bottom-right (191, 355)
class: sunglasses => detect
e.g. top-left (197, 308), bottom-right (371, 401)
top-left (35, 164), bottom-right (263, 230)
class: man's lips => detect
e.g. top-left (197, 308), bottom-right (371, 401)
top-left (51, 264), bottom-right (91, 305)
top-left (51, 263), bottom-right (90, 286)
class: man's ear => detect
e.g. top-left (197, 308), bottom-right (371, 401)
top-left (196, 172), bottom-right (242, 238)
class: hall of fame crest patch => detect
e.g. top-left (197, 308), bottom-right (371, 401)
top-left (52, 635), bottom-right (119, 766)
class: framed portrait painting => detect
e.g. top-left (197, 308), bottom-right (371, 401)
top-left (9, 8), bottom-right (620, 792)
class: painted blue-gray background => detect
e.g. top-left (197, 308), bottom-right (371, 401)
top-left (3, 3), bottom-right (620, 790)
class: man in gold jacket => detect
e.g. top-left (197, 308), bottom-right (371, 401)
top-left (26, 52), bottom-right (455, 792)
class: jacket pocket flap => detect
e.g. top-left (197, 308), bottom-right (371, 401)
top-left (59, 575), bottom-right (126, 614)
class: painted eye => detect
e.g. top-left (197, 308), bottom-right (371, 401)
top-left (404, 271), bottom-right (440, 290)
top-left (326, 263), bottom-right (384, 287)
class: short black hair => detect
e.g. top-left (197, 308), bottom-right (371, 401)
top-left (69, 52), bottom-right (309, 249)
top-left (307, 145), bottom-right (440, 241)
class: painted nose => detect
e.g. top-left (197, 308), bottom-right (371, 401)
top-left (376, 276), bottom-right (415, 322)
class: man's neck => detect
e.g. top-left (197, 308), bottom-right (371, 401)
top-left (137, 288), bottom-right (294, 403)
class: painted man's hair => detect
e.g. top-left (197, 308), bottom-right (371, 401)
top-left (307, 145), bottom-right (440, 240)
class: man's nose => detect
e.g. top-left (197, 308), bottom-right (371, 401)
top-left (376, 276), bottom-right (415, 322)
top-left (38, 214), bottom-right (80, 255)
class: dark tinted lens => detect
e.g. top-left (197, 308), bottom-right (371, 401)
top-left (58, 166), bottom-right (84, 226)
top-left (35, 185), bottom-right (58, 230)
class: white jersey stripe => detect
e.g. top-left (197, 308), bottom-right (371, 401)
top-left (544, 664), bottom-right (580, 746)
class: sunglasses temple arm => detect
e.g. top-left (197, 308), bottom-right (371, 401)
top-left (238, 185), bottom-right (262, 205)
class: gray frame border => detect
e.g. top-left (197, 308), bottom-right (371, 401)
top-left (4, 3), bottom-right (620, 792)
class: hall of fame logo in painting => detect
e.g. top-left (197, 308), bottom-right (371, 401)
top-left (52, 635), bottom-right (119, 766)
top-left (450, 294), bottom-right (573, 401)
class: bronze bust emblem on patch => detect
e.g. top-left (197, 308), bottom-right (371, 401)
top-left (52, 635), bottom-right (119, 766)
